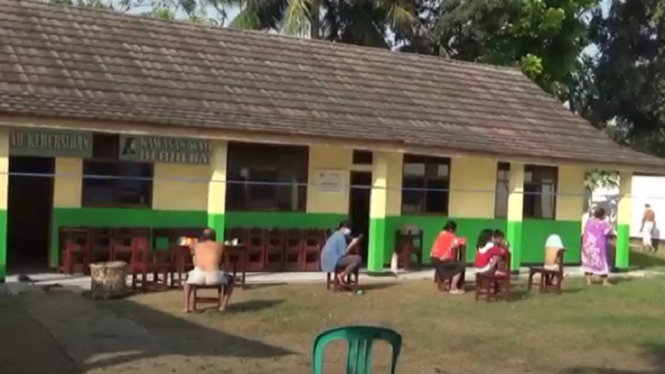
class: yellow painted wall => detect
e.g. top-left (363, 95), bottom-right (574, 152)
top-left (152, 163), bottom-right (208, 211)
top-left (385, 152), bottom-right (403, 216)
top-left (53, 158), bottom-right (83, 208)
top-left (449, 157), bottom-right (496, 218)
top-left (207, 141), bottom-right (228, 214)
top-left (556, 165), bottom-right (585, 221)
top-left (306, 146), bottom-right (352, 214)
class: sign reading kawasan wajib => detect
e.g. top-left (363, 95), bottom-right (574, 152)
top-left (9, 128), bottom-right (93, 158)
top-left (119, 135), bottom-right (210, 164)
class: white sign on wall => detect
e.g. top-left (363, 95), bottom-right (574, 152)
top-left (316, 169), bottom-right (344, 193)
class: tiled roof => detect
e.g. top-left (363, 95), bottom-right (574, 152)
top-left (0, 0), bottom-right (663, 168)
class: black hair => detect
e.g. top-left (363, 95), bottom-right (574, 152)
top-left (476, 229), bottom-right (494, 249)
top-left (443, 220), bottom-right (457, 232)
top-left (593, 207), bottom-right (605, 219)
top-left (337, 220), bottom-right (351, 230)
top-left (493, 230), bottom-right (505, 239)
top-left (202, 228), bottom-right (216, 241)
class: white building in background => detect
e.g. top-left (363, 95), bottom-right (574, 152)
top-left (590, 175), bottom-right (665, 240)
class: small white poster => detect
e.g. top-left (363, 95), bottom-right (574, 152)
top-left (317, 169), bottom-right (344, 193)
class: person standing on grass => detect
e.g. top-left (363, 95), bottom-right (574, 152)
top-left (640, 204), bottom-right (656, 252)
top-left (183, 228), bottom-right (235, 313)
top-left (582, 207), bottom-right (613, 286)
top-left (430, 221), bottom-right (466, 295)
top-left (321, 220), bottom-right (362, 285)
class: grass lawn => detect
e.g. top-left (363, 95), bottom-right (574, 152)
top-left (99, 275), bottom-right (665, 374)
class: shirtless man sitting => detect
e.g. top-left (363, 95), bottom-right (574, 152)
top-left (183, 228), bottom-right (234, 313)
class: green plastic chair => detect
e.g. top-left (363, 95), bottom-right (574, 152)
top-left (312, 325), bottom-right (402, 374)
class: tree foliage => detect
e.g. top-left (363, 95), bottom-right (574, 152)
top-left (47, 0), bottom-right (227, 25)
top-left (402, 0), bottom-right (597, 100)
top-left (227, 0), bottom-right (414, 47)
top-left (585, 0), bottom-right (665, 155)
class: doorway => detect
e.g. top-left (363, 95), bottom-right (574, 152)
top-left (7, 156), bottom-right (55, 274)
top-left (349, 171), bottom-right (372, 262)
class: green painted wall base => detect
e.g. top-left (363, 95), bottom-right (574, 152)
top-left (615, 224), bottom-right (630, 268)
top-left (368, 217), bottom-right (386, 272)
top-left (377, 216), bottom-right (581, 269)
top-left (51, 208), bottom-right (207, 267)
top-left (383, 216), bottom-right (506, 265)
top-left (507, 220), bottom-right (522, 271)
top-left (51, 210), bottom-right (345, 267)
top-left (0, 210), bottom-right (7, 281)
top-left (207, 213), bottom-right (225, 241)
top-left (522, 220), bottom-right (581, 265)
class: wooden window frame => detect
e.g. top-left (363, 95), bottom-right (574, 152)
top-left (81, 134), bottom-right (154, 209)
top-left (523, 165), bottom-right (558, 219)
top-left (226, 142), bottom-right (309, 212)
top-left (400, 155), bottom-right (451, 215)
top-left (495, 162), bottom-right (510, 218)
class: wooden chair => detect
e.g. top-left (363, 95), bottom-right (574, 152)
top-left (433, 244), bottom-right (467, 291)
top-left (284, 229), bottom-right (304, 271)
top-left (90, 228), bottom-right (113, 263)
top-left (394, 227), bottom-right (423, 270)
top-left (59, 227), bottom-right (92, 275)
top-left (326, 266), bottom-right (359, 292)
top-left (475, 251), bottom-right (512, 302)
top-left (190, 283), bottom-right (232, 312)
top-left (528, 249), bottom-right (565, 294)
top-left (303, 229), bottom-right (324, 271)
top-left (223, 244), bottom-right (247, 289)
top-left (265, 228), bottom-right (286, 271)
top-left (226, 227), bottom-right (248, 246)
top-left (129, 238), bottom-right (170, 291)
top-left (170, 245), bottom-right (193, 288)
top-left (111, 228), bottom-right (151, 263)
top-left (246, 228), bottom-right (266, 271)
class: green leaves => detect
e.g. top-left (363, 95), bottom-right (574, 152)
top-left (226, 0), bottom-right (414, 47)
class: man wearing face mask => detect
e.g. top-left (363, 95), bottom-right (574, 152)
top-left (321, 220), bottom-right (363, 285)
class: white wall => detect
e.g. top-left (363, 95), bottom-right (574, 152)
top-left (591, 175), bottom-right (664, 239)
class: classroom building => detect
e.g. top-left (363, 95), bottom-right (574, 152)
top-left (0, 0), bottom-right (663, 280)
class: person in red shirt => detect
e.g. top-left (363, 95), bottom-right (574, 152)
top-left (474, 229), bottom-right (508, 275)
top-left (430, 221), bottom-right (466, 294)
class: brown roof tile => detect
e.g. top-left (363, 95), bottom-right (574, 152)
top-left (0, 0), bottom-right (663, 168)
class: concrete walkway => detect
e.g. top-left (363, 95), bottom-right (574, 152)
top-left (3, 266), bottom-right (662, 295)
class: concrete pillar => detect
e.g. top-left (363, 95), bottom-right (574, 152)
top-left (0, 129), bottom-right (7, 281)
top-left (51, 158), bottom-right (83, 268)
top-left (367, 151), bottom-right (402, 273)
top-left (506, 162), bottom-right (524, 271)
top-left (615, 171), bottom-right (632, 269)
top-left (207, 141), bottom-right (228, 240)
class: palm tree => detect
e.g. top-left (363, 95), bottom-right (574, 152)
top-left (226, 0), bottom-right (415, 48)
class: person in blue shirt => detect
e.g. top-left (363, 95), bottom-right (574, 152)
top-left (321, 220), bottom-right (362, 284)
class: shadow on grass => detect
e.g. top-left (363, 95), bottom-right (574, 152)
top-left (630, 250), bottom-right (665, 270)
top-left (561, 343), bottom-right (665, 374)
top-left (18, 290), bottom-right (293, 374)
top-left (360, 282), bottom-right (397, 291)
top-left (243, 282), bottom-right (288, 290)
